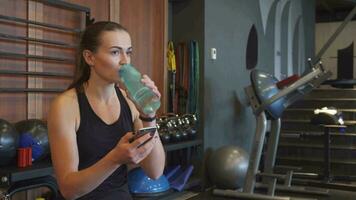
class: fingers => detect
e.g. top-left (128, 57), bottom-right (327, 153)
top-left (129, 134), bottom-right (158, 164)
top-left (117, 134), bottom-right (159, 164)
top-left (141, 75), bottom-right (161, 99)
top-left (133, 142), bottom-right (154, 163)
top-left (121, 132), bottom-right (134, 143)
top-left (131, 133), bottom-right (153, 148)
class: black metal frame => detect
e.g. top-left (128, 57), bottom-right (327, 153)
top-left (0, 161), bottom-right (57, 199)
top-left (164, 139), bottom-right (202, 152)
top-left (0, 51), bottom-right (75, 63)
top-left (0, 0), bottom-right (90, 93)
top-left (35, 0), bottom-right (90, 12)
top-left (34, 0), bottom-right (94, 26)
top-left (0, 88), bottom-right (65, 93)
top-left (0, 70), bottom-right (72, 78)
top-left (0, 0), bottom-right (87, 95)
top-left (0, 33), bottom-right (77, 48)
top-left (0, 0), bottom-right (93, 33)
top-left (0, 14), bottom-right (82, 33)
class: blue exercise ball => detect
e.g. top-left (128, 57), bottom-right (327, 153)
top-left (128, 167), bottom-right (170, 195)
top-left (0, 119), bottom-right (19, 166)
top-left (15, 119), bottom-right (49, 161)
top-left (207, 145), bottom-right (249, 189)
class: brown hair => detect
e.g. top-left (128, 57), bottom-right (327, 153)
top-left (68, 21), bottom-right (128, 91)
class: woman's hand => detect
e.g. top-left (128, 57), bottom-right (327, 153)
top-left (122, 74), bottom-right (160, 117)
top-left (141, 74), bottom-right (161, 100)
top-left (139, 75), bottom-right (161, 117)
top-left (111, 131), bottom-right (158, 165)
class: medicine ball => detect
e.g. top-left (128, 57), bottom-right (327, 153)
top-left (207, 145), bottom-right (249, 189)
top-left (0, 119), bottom-right (19, 166)
top-left (15, 119), bottom-right (49, 161)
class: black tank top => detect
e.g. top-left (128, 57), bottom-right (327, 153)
top-left (59, 87), bottom-right (134, 200)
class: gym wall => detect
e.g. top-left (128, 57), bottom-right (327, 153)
top-left (171, 0), bottom-right (315, 154)
top-left (316, 21), bottom-right (356, 81)
top-left (202, 0), bottom-right (315, 153)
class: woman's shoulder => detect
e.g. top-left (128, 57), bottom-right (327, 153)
top-left (50, 88), bottom-right (78, 111)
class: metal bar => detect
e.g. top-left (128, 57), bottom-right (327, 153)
top-left (257, 173), bottom-right (285, 179)
top-left (0, 70), bottom-right (73, 78)
top-left (0, 88), bottom-right (64, 93)
top-left (86, 11), bottom-right (94, 26)
top-left (313, 5), bottom-right (356, 65)
top-left (0, 14), bottom-right (81, 33)
top-left (243, 112), bottom-right (267, 193)
top-left (278, 143), bottom-right (356, 150)
top-left (292, 178), bottom-right (356, 192)
top-left (34, 0), bottom-right (90, 12)
top-left (275, 165), bottom-right (302, 171)
top-left (343, 0), bottom-right (356, 4)
top-left (267, 178), bottom-right (277, 196)
top-left (324, 127), bottom-right (331, 182)
top-left (213, 189), bottom-right (292, 200)
top-left (292, 173), bottom-right (356, 182)
top-left (264, 119), bottom-right (281, 177)
top-left (164, 139), bottom-right (202, 152)
top-left (0, 51), bottom-right (75, 63)
top-left (277, 156), bottom-right (356, 165)
top-left (0, 32), bottom-right (77, 48)
top-left (255, 183), bottom-right (330, 196)
top-left (285, 171), bottom-right (293, 187)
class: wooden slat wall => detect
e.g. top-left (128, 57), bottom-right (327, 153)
top-left (110, 0), bottom-right (120, 23)
top-left (0, 0), bottom-right (167, 198)
top-left (66, 0), bottom-right (110, 22)
top-left (0, 0), bottom-right (110, 122)
top-left (0, 0), bottom-right (28, 123)
top-left (28, 1), bottom-right (43, 120)
top-left (120, 0), bottom-right (168, 114)
top-left (0, 1), bottom-right (109, 199)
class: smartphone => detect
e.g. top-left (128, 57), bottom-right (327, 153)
top-left (129, 126), bottom-right (157, 143)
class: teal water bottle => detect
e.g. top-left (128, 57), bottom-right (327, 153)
top-left (119, 64), bottom-right (161, 115)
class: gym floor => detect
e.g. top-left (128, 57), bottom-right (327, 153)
top-left (185, 188), bottom-right (356, 200)
top-left (133, 188), bottom-right (356, 200)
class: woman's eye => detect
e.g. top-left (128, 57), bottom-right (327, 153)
top-left (126, 51), bottom-right (132, 56)
top-left (111, 50), bottom-right (120, 55)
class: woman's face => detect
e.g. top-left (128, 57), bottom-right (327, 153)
top-left (90, 30), bottom-right (132, 83)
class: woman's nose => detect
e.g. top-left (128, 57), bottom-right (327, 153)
top-left (119, 52), bottom-right (129, 64)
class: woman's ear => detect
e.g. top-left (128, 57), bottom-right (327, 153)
top-left (83, 50), bottom-right (95, 66)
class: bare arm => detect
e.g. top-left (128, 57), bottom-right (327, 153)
top-left (122, 74), bottom-right (166, 179)
top-left (48, 91), bottom-right (154, 199)
top-left (135, 118), bottom-right (166, 179)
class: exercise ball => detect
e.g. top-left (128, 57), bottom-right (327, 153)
top-left (207, 145), bottom-right (249, 189)
top-left (0, 119), bottom-right (19, 166)
top-left (15, 119), bottom-right (49, 161)
top-left (128, 167), bottom-right (170, 196)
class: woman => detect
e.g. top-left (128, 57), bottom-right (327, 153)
top-left (48, 21), bottom-right (165, 200)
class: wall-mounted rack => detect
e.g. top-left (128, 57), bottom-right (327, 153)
top-left (0, 88), bottom-right (65, 93)
top-left (0, 70), bottom-right (72, 78)
top-left (0, 33), bottom-right (77, 49)
top-left (0, 51), bottom-right (75, 63)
